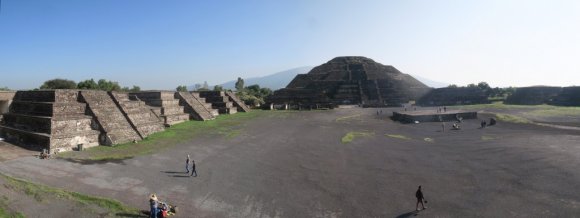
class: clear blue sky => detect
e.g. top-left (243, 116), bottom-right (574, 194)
top-left (1, 0), bottom-right (579, 90)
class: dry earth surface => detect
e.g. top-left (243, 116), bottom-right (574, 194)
top-left (1, 108), bottom-right (580, 217)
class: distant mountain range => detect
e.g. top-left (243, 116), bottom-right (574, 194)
top-left (217, 66), bottom-right (448, 90)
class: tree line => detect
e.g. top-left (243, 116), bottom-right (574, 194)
top-left (447, 82), bottom-right (516, 99)
top-left (39, 78), bottom-right (141, 92)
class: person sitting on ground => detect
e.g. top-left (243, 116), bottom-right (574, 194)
top-left (452, 123), bottom-right (460, 130)
top-left (489, 118), bottom-right (496, 126)
top-left (39, 150), bottom-right (50, 159)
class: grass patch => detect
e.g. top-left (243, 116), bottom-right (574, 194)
top-left (335, 114), bottom-right (362, 122)
top-left (385, 134), bottom-right (411, 140)
top-left (58, 110), bottom-right (271, 161)
top-left (0, 173), bottom-right (142, 217)
top-left (341, 131), bottom-right (374, 143)
top-left (481, 135), bottom-right (496, 141)
top-left (0, 195), bottom-right (25, 218)
top-left (493, 113), bottom-right (532, 124)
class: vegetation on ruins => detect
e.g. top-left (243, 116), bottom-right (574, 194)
top-left (236, 84), bottom-right (272, 106)
top-left (39, 78), bottom-right (77, 89)
top-left (176, 85), bottom-right (188, 91)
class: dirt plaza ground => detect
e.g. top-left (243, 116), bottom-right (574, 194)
top-left (1, 107), bottom-right (580, 217)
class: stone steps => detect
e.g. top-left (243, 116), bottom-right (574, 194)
top-left (225, 91), bottom-right (250, 112)
top-left (131, 91), bottom-right (190, 126)
top-left (176, 92), bottom-right (216, 121)
top-left (80, 91), bottom-right (141, 145)
top-left (110, 92), bottom-right (165, 138)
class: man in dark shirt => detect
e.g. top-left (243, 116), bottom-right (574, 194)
top-left (190, 160), bottom-right (197, 177)
top-left (416, 186), bottom-right (427, 211)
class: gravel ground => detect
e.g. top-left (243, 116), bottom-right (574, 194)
top-left (1, 108), bottom-right (579, 217)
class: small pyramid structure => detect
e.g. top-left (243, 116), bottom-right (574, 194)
top-left (268, 56), bottom-right (431, 107)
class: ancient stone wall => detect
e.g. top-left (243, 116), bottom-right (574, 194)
top-left (0, 90), bottom-right (100, 153)
top-left (551, 86), bottom-right (580, 106)
top-left (505, 86), bottom-right (562, 105)
top-left (417, 87), bottom-right (489, 106)
top-left (131, 91), bottom-right (190, 125)
top-left (198, 91), bottom-right (238, 114)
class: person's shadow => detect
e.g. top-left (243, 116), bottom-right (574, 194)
top-left (396, 210), bottom-right (419, 218)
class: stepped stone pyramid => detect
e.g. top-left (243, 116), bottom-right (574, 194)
top-left (131, 91), bottom-right (190, 125)
top-left (110, 92), bottom-right (165, 138)
top-left (551, 86), bottom-right (580, 106)
top-left (225, 91), bottom-right (251, 112)
top-left (0, 90), bottom-right (100, 152)
top-left (79, 90), bottom-right (141, 145)
top-left (267, 56), bottom-right (431, 107)
top-left (197, 91), bottom-right (238, 114)
top-left (175, 92), bottom-right (217, 121)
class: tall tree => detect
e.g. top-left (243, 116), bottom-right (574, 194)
top-left (40, 78), bottom-right (77, 89)
top-left (235, 77), bottom-right (244, 91)
top-left (97, 79), bottom-right (121, 91)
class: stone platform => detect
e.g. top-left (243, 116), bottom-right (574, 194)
top-left (392, 110), bottom-right (477, 123)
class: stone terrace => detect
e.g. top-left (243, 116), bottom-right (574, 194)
top-left (198, 91), bottom-right (238, 114)
top-left (175, 92), bottom-right (217, 121)
top-left (110, 92), bottom-right (165, 138)
top-left (0, 90), bottom-right (100, 152)
top-left (131, 91), bottom-right (190, 126)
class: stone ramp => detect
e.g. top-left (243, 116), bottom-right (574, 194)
top-left (131, 91), bottom-right (190, 126)
top-left (225, 91), bottom-right (251, 112)
top-left (0, 90), bottom-right (100, 153)
top-left (176, 92), bottom-right (216, 121)
top-left (80, 90), bottom-right (141, 145)
top-left (110, 92), bottom-right (165, 138)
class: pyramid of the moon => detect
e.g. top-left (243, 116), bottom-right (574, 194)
top-left (268, 56), bottom-right (431, 107)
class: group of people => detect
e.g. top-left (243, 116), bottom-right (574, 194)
top-left (436, 106), bottom-right (447, 113)
top-left (149, 194), bottom-right (175, 218)
top-left (481, 118), bottom-right (496, 128)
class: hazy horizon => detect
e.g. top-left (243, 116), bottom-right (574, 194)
top-left (1, 0), bottom-right (579, 90)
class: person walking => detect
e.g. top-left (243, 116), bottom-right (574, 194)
top-left (190, 159), bottom-right (197, 177)
top-left (150, 194), bottom-right (159, 218)
top-left (185, 155), bottom-right (190, 173)
top-left (415, 186), bottom-right (427, 211)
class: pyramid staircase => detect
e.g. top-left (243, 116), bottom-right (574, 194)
top-left (175, 92), bottom-right (217, 121)
top-left (79, 90), bottom-right (141, 145)
top-left (131, 91), bottom-right (190, 126)
top-left (110, 92), bottom-right (165, 138)
top-left (198, 91), bottom-right (237, 114)
top-left (225, 91), bottom-right (251, 112)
